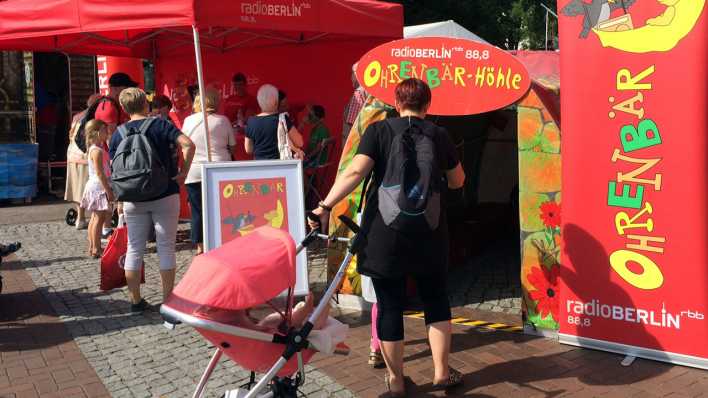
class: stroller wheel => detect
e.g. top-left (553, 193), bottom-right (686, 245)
top-left (66, 208), bottom-right (78, 226)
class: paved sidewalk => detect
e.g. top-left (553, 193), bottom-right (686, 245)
top-left (0, 253), bottom-right (110, 398)
top-left (2, 220), bottom-right (707, 398)
top-left (315, 310), bottom-right (708, 397)
top-left (1, 222), bottom-right (351, 398)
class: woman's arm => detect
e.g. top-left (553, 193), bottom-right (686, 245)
top-left (244, 137), bottom-right (254, 154)
top-left (446, 163), bottom-right (465, 189)
top-left (287, 126), bottom-right (304, 149)
top-left (309, 154), bottom-right (374, 231)
top-left (91, 149), bottom-right (114, 202)
top-left (175, 134), bottom-right (195, 184)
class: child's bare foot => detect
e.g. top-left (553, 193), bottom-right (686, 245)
top-left (304, 293), bottom-right (315, 312)
top-left (292, 293), bottom-right (332, 329)
top-left (313, 299), bottom-right (330, 329)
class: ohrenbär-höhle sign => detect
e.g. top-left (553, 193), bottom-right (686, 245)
top-left (355, 37), bottom-right (531, 116)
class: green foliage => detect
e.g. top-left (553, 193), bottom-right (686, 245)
top-left (384, 0), bottom-right (558, 50)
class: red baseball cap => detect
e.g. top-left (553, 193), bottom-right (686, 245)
top-left (94, 100), bottom-right (119, 125)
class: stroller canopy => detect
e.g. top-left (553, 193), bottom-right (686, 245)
top-left (168, 227), bottom-right (296, 313)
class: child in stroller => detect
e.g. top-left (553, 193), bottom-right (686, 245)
top-left (161, 223), bottom-right (355, 398)
top-left (196, 292), bottom-right (330, 334)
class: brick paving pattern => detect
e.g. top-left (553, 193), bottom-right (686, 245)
top-left (1, 222), bottom-right (351, 398)
top-left (2, 217), bottom-right (707, 397)
top-left (0, 253), bottom-right (110, 398)
top-left (315, 313), bottom-right (708, 397)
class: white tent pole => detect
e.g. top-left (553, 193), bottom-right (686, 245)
top-left (192, 25), bottom-right (212, 161)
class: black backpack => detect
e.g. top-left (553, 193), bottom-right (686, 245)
top-left (74, 96), bottom-right (120, 153)
top-left (110, 118), bottom-right (168, 202)
top-left (377, 118), bottom-right (442, 232)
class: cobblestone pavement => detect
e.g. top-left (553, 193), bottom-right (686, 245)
top-left (5, 214), bottom-right (707, 398)
top-left (1, 221), bottom-right (352, 398)
top-left (447, 236), bottom-right (523, 317)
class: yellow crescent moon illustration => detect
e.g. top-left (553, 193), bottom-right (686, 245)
top-left (238, 224), bottom-right (255, 236)
top-left (593, 0), bottom-right (705, 53)
top-left (264, 200), bottom-right (285, 229)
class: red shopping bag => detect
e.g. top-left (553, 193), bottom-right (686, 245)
top-left (100, 226), bottom-right (145, 291)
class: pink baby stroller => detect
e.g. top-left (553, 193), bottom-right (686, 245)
top-left (161, 217), bottom-right (359, 398)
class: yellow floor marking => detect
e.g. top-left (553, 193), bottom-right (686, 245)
top-left (403, 312), bottom-right (522, 333)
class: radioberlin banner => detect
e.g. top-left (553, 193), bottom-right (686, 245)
top-left (355, 37), bottom-right (530, 115)
top-left (238, 1), bottom-right (314, 26)
top-left (558, 0), bottom-right (707, 369)
top-left (96, 56), bottom-right (144, 96)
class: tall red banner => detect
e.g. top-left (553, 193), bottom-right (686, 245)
top-left (96, 56), bottom-right (144, 95)
top-left (558, 0), bottom-right (707, 369)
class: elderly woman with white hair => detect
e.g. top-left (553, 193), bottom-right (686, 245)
top-left (245, 84), bottom-right (304, 160)
top-left (182, 88), bottom-right (235, 254)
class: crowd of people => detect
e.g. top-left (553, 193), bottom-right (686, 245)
top-left (65, 72), bottom-right (336, 255)
top-left (62, 69), bottom-right (465, 395)
top-left (62, 71), bottom-right (342, 316)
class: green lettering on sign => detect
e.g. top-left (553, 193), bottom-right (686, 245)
top-left (621, 119), bottom-right (661, 153)
top-left (608, 181), bottom-right (644, 209)
top-left (426, 68), bottom-right (441, 89)
top-left (400, 61), bottom-right (412, 80)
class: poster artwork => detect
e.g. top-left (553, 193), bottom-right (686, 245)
top-left (219, 177), bottom-right (289, 245)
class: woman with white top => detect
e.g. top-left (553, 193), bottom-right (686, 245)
top-left (182, 88), bottom-right (236, 254)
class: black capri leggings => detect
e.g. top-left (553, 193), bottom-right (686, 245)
top-left (372, 273), bottom-right (451, 342)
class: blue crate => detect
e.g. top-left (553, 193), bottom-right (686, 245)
top-left (8, 162), bottom-right (37, 186)
top-left (0, 184), bottom-right (36, 199)
top-left (0, 144), bottom-right (38, 200)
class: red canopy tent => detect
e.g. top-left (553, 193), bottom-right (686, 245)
top-left (0, 0), bottom-right (402, 157)
top-left (0, 0), bottom-right (401, 57)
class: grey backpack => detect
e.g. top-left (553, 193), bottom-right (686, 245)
top-left (378, 118), bottom-right (442, 232)
top-left (110, 118), bottom-right (167, 202)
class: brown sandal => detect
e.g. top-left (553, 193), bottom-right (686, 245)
top-left (384, 372), bottom-right (406, 397)
top-left (432, 367), bottom-right (463, 390)
top-left (368, 350), bottom-right (384, 368)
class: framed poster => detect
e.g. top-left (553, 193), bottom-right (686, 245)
top-left (202, 160), bottom-right (308, 295)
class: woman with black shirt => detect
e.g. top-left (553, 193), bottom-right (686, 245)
top-left (310, 78), bottom-right (465, 396)
top-left (245, 84), bottom-right (304, 160)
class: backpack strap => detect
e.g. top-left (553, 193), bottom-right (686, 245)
top-left (357, 172), bottom-right (372, 214)
top-left (138, 117), bottom-right (156, 134)
top-left (118, 117), bottom-right (156, 139)
top-left (117, 124), bottom-right (129, 140)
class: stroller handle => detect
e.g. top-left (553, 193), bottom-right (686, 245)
top-left (299, 213), bottom-right (359, 252)
top-left (305, 212), bottom-right (360, 235)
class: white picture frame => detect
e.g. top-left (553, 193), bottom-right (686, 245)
top-left (201, 160), bottom-right (308, 296)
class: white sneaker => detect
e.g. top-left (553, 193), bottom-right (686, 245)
top-left (101, 229), bottom-right (113, 243)
top-left (75, 220), bottom-right (88, 230)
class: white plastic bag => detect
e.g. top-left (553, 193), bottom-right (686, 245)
top-left (277, 113), bottom-right (294, 160)
top-left (357, 211), bottom-right (377, 304)
top-left (309, 317), bottom-right (349, 355)
top-left (361, 275), bottom-right (377, 303)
